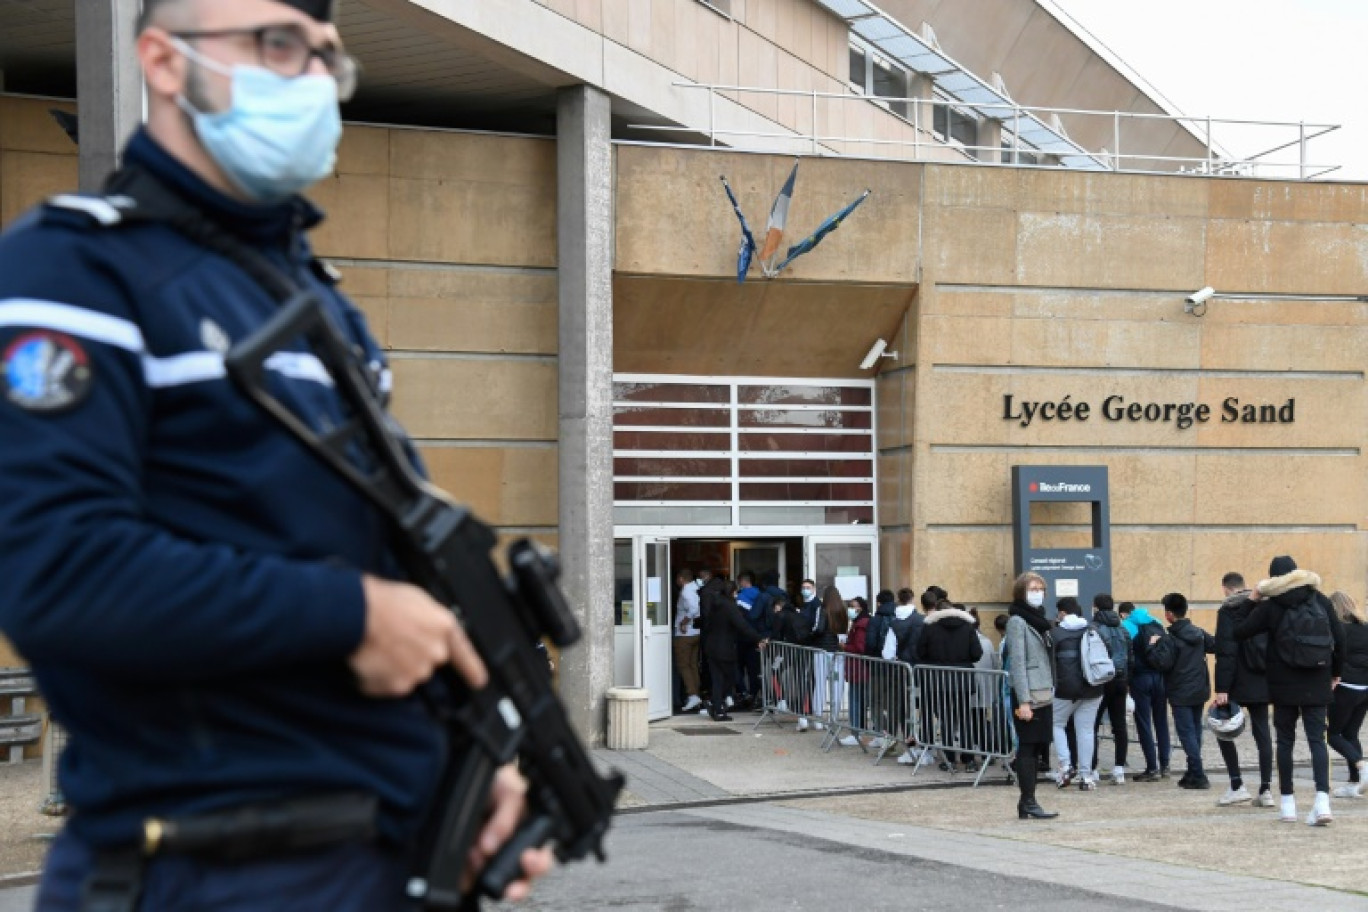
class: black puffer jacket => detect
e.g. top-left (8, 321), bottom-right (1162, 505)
top-left (700, 580), bottom-right (759, 660)
top-left (916, 607), bottom-right (983, 668)
top-left (1150, 618), bottom-right (1216, 706)
top-left (1214, 590), bottom-right (1270, 705)
top-left (1342, 621), bottom-right (1368, 686)
top-left (1235, 569), bottom-right (1344, 706)
top-left (1052, 618), bottom-right (1104, 702)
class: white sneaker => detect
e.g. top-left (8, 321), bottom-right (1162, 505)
top-left (682, 695), bottom-right (702, 713)
top-left (725, 696), bottom-right (734, 709)
top-left (896, 750), bottom-right (916, 765)
top-left (1308, 791), bottom-right (1333, 826)
top-left (1254, 790), bottom-right (1275, 807)
top-left (869, 737), bottom-right (890, 750)
top-left (918, 751), bottom-right (936, 767)
top-left (813, 722), bottom-right (826, 731)
top-left (838, 735), bottom-right (860, 747)
top-left (1217, 785), bottom-right (1251, 806)
top-left (1333, 782), bottom-right (1364, 799)
top-left (796, 717), bottom-right (809, 732)
top-left (775, 699), bottom-right (788, 712)
top-left (1112, 766), bottom-right (1125, 786)
top-left (1279, 795), bottom-right (1297, 823)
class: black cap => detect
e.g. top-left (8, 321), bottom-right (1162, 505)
top-left (1269, 555), bottom-right (1297, 577)
top-left (278, 0), bottom-right (335, 22)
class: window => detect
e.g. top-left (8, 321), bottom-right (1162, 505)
top-left (848, 40), bottom-right (910, 120)
top-left (933, 95), bottom-right (979, 151)
top-left (1001, 138), bottom-right (1039, 166)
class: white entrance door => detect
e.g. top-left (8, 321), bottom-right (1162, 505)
top-left (805, 536), bottom-right (877, 603)
top-left (612, 537), bottom-right (673, 721)
top-left (637, 538), bottom-right (673, 720)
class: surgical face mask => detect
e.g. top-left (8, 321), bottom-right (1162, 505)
top-left (801, 588), bottom-right (815, 600)
top-left (1026, 590), bottom-right (1046, 609)
top-left (847, 607), bottom-right (859, 620)
top-left (174, 39), bottom-right (341, 203)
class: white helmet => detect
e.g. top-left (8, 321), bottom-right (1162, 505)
top-left (1206, 701), bottom-right (1246, 741)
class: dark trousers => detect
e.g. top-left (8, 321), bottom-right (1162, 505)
top-left (1328, 687), bottom-right (1368, 781)
top-left (848, 679), bottom-right (868, 731)
top-left (708, 656), bottom-right (738, 713)
top-left (1089, 679), bottom-right (1130, 771)
top-left (38, 829), bottom-right (415, 911)
top-left (1274, 703), bottom-right (1330, 794)
top-left (1129, 671), bottom-right (1171, 772)
top-left (1171, 703), bottom-right (1206, 776)
top-left (735, 640), bottom-right (758, 699)
top-left (1217, 701), bottom-right (1272, 792)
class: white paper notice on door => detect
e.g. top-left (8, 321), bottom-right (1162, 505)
top-left (1055, 579), bottom-right (1079, 597)
top-left (835, 575), bottom-right (868, 601)
top-left (647, 578), bottom-right (662, 603)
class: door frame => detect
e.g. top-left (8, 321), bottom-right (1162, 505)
top-left (634, 536), bottom-right (673, 721)
top-left (729, 540), bottom-right (787, 587)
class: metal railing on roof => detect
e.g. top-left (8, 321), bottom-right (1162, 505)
top-left (628, 83), bottom-right (1340, 180)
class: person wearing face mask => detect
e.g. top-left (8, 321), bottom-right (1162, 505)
top-left (838, 597), bottom-right (872, 746)
top-left (1004, 573), bottom-right (1059, 819)
top-left (0, 1), bottom-right (553, 908)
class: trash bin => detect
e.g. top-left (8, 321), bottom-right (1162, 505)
top-left (605, 687), bottom-right (649, 750)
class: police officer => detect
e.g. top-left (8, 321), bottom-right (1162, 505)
top-left (0, 0), bottom-right (551, 908)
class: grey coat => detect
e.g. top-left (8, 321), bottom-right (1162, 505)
top-left (1005, 609), bottom-right (1055, 708)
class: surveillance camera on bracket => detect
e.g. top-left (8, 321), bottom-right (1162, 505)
top-left (1184, 286), bottom-right (1214, 316)
top-left (859, 338), bottom-right (899, 371)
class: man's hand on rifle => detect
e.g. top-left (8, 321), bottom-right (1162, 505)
top-left (464, 764), bottom-right (556, 901)
top-left (352, 575), bottom-right (489, 697)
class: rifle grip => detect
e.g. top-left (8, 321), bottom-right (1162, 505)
top-left (477, 815), bottom-right (556, 900)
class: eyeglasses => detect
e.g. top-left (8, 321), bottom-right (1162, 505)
top-left (172, 23), bottom-right (360, 101)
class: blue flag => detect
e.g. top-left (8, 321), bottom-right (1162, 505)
top-left (773, 189), bottom-right (871, 275)
top-left (720, 176), bottom-right (758, 283)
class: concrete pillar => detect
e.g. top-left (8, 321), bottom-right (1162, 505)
top-left (978, 119), bottom-right (1003, 164)
top-left (555, 84), bottom-right (615, 746)
top-left (76, 0), bottom-right (143, 192)
top-left (909, 74), bottom-right (936, 155)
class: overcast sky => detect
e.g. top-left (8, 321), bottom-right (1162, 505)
top-left (1045, 0), bottom-right (1366, 181)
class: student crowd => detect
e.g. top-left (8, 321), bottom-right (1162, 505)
top-left (672, 555), bottom-right (1368, 826)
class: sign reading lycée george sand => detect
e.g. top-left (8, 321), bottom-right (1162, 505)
top-left (1002, 395), bottom-right (1295, 429)
top-left (1012, 465), bottom-right (1112, 621)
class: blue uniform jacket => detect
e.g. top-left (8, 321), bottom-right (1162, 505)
top-left (0, 130), bottom-right (443, 848)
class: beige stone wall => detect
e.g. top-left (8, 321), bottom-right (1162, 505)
top-left (613, 142), bottom-right (1368, 615)
top-left (0, 96), bottom-right (560, 575)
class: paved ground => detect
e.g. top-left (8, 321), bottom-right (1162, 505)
top-left (4, 708), bottom-right (1365, 910)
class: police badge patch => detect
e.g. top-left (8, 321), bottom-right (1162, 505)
top-left (1, 331), bottom-right (93, 413)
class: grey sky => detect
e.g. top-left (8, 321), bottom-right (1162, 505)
top-left (1045, 0), bottom-right (1365, 180)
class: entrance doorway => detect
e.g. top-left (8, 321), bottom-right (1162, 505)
top-left (612, 533), bottom-right (877, 719)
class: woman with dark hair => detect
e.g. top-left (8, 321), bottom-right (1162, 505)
top-left (807, 586), bottom-right (850, 732)
top-left (1328, 590), bottom-right (1368, 798)
top-left (840, 596), bottom-right (872, 746)
top-left (1004, 572), bottom-right (1058, 819)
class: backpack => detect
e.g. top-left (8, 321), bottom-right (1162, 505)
top-left (1080, 627), bottom-right (1117, 685)
top-left (865, 611), bottom-right (892, 658)
top-left (1145, 630), bottom-right (1178, 674)
top-left (1276, 597), bottom-right (1334, 670)
top-left (1096, 623), bottom-right (1129, 682)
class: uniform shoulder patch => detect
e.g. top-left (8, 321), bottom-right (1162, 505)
top-left (1, 330), bottom-right (94, 413)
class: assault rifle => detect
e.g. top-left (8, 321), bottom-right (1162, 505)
top-left (225, 292), bottom-right (623, 909)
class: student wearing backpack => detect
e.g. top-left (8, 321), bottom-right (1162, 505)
top-left (1146, 593), bottom-right (1216, 789)
top-left (1214, 571), bottom-right (1274, 808)
top-left (1088, 594), bottom-right (1133, 785)
top-left (1236, 556), bottom-right (1346, 826)
top-left (1122, 602), bottom-right (1173, 781)
top-left (1327, 591), bottom-right (1368, 799)
top-left (884, 593), bottom-right (926, 764)
top-left (1005, 572), bottom-right (1059, 819)
top-left (1050, 598), bottom-right (1106, 790)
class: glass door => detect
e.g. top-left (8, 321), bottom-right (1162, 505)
top-left (612, 537), bottom-right (673, 721)
top-left (805, 537), bottom-right (877, 604)
top-left (731, 541), bottom-right (786, 589)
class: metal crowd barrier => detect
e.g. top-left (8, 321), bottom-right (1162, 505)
top-left (821, 651), bottom-right (916, 764)
top-left (753, 641), bottom-right (827, 731)
top-left (907, 664), bottom-right (1014, 787)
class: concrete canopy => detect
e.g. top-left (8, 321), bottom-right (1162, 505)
top-left (613, 274), bottom-right (914, 379)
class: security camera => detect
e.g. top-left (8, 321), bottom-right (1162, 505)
top-left (1186, 286), bottom-right (1215, 306)
top-left (859, 338), bottom-right (898, 371)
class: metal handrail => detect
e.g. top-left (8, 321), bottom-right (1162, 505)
top-left (630, 82), bottom-right (1341, 180)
